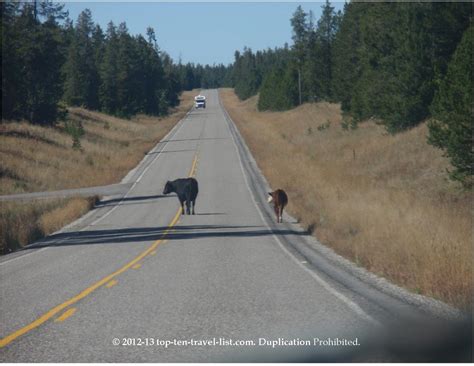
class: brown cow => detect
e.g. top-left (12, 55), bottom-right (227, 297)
top-left (267, 189), bottom-right (288, 223)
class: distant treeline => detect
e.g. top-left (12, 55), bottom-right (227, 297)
top-left (227, 1), bottom-right (473, 186)
top-left (1, 1), bottom-right (231, 123)
top-left (1, 1), bottom-right (472, 185)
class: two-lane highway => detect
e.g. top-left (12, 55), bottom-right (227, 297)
top-left (0, 90), bottom-right (461, 362)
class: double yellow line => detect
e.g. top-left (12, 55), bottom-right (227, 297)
top-left (0, 154), bottom-right (199, 348)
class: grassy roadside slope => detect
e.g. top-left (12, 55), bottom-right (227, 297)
top-left (220, 88), bottom-right (471, 310)
top-left (0, 91), bottom-right (195, 253)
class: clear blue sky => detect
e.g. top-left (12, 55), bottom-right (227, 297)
top-left (63, 2), bottom-right (345, 66)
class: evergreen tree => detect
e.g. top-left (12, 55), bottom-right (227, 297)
top-left (314, 0), bottom-right (340, 99)
top-left (290, 5), bottom-right (308, 105)
top-left (232, 47), bottom-right (260, 100)
top-left (90, 24), bottom-right (104, 110)
top-left (63, 9), bottom-right (99, 109)
top-left (428, 22), bottom-right (473, 187)
top-left (141, 28), bottom-right (165, 115)
top-left (258, 67), bottom-right (298, 111)
top-left (99, 21), bottom-right (119, 114)
top-left (303, 14), bottom-right (320, 102)
top-left (332, 2), bottom-right (365, 112)
top-left (347, 3), bottom-right (398, 123)
top-left (331, 2), bottom-right (471, 132)
top-left (429, 2), bottom-right (472, 80)
top-left (3, 2), bottom-right (226, 125)
top-left (38, 1), bottom-right (68, 22)
top-left (182, 63), bottom-right (196, 90)
top-left (6, 2), bottom-right (65, 124)
top-left (161, 52), bottom-right (180, 109)
top-left (379, 3), bottom-right (435, 132)
top-left (115, 22), bottom-right (140, 117)
top-left (2, 1), bottom-right (23, 120)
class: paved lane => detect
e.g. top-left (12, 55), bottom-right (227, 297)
top-left (0, 90), bottom-right (462, 362)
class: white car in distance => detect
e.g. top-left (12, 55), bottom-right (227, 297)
top-left (194, 95), bottom-right (206, 109)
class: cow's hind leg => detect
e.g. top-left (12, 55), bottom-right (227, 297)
top-left (191, 199), bottom-right (196, 215)
top-left (274, 205), bottom-right (279, 223)
top-left (184, 190), bottom-right (193, 215)
top-left (279, 207), bottom-right (283, 223)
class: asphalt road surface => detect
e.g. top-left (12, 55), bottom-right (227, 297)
top-left (0, 90), bottom-right (469, 362)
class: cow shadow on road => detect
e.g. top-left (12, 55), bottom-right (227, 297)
top-left (31, 224), bottom-right (309, 248)
top-left (96, 194), bottom-right (170, 207)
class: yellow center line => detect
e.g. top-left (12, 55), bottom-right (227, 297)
top-left (0, 152), bottom-right (199, 348)
top-left (189, 154), bottom-right (198, 177)
top-left (132, 263), bottom-right (141, 270)
top-left (54, 308), bottom-right (76, 323)
top-left (105, 280), bottom-right (118, 288)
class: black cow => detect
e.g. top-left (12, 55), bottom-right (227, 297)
top-left (163, 178), bottom-right (199, 215)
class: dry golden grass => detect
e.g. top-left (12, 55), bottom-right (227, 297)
top-left (220, 88), bottom-right (472, 310)
top-left (0, 197), bottom-right (96, 252)
top-left (38, 197), bottom-right (96, 235)
top-left (0, 91), bottom-right (196, 253)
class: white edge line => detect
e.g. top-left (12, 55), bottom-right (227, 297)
top-left (67, 109), bottom-right (191, 228)
top-left (0, 109), bottom-right (193, 266)
top-left (219, 90), bottom-right (379, 326)
top-left (0, 247), bottom-right (50, 266)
